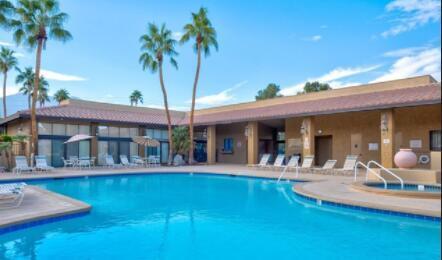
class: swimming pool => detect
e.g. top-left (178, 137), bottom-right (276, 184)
top-left (366, 182), bottom-right (441, 192)
top-left (0, 173), bottom-right (440, 259)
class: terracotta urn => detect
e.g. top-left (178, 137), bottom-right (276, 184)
top-left (394, 149), bottom-right (417, 169)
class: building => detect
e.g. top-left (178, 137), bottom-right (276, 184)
top-left (1, 75), bottom-right (441, 172)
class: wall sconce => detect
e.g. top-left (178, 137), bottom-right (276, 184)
top-left (244, 126), bottom-right (250, 137)
top-left (300, 120), bottom-right (309, 135)
top-left (202, 128), bottom-right (207, 139)
top-left (317, 129), bottom-right (322, 134)
top-left (380, 113), bottom-right (388, 132)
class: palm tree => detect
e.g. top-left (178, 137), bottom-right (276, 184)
top-left (0, 0), bottom-right (14, 27)
top-left (0, 46), bottom-right (18, 118)
top-left (129, 90), bottom-right (143, 106)
top-left (139, 23), bottom-right (178, 165)
top-left (180, 7), bottom-right (218, 164)
top-left (16, 67), bottom-right (34, 109)
top-left (53, 88), bottom-right (69, 104)
top-left (37, 77), bottom-right (49, 107)
top-left (11, 0), bottom-right (72, 156)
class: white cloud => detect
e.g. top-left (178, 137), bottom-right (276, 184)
top-left (383, 46), bottom-right (429, 57)
top-left (40, 69), bottom-right (86, 81)
top-left (0, 85), bottom-right (20, 97)
top-left (328, 81), bottom-right (362, 89)
top-left (320, 25), bottom-right (328, 29)
top-left (191, 80), bottom-right (248, 107)
top-left (304, 35), bottom-right (322, 42)
top-left (146, 104), bottom-right (189, 111)
top-left (382, 0), bottom-right (441, 37)
top-left (281, 65), bottom-right (380, 95)
top-left (172, 31), bottom-right (183, 41)
top-left (0, 41), bottom-right (13, 47)
top-left (13, 52), bottom-right (25, 58)
top-left (371, 47), bottom-right (441, 82)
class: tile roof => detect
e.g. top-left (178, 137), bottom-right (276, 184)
top-left (190, 84), bottom-right (441, 125)
top-left (18, 101), bottom-right (186, 126)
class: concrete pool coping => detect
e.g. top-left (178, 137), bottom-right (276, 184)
top-left (0, 164), bottom-right (440, 227)
top-left (0, 186), bottom-right (91, 233)
top-left (351, 181), bottom-right (441, 199)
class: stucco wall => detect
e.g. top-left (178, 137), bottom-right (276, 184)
top-left (216, 123), bottom-right (247, 164)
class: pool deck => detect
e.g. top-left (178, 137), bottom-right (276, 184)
top-left (0, 164), bottom-right (440, 230)
top-left (0, 186), bottom-right (91, 232)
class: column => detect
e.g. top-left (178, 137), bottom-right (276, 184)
top-left (301, 117), bottom-right (315, 158)
top-left (380, 110), bottom-right (395, 168)
top-left (247, 121), bottom-right (259, 165)
top-left (90, 123), bottom-right (98, 161)
top-left (138, 127), bottom-right (145, 157)
top-left (207, 125), bottom-right (216, 164)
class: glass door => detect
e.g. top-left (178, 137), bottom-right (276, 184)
top-left (161, 142), bottom-right (169, 164)
top-left (51, 140), bottom-right (64, 167)
top-left (108, 141), bottom-right (119, 163)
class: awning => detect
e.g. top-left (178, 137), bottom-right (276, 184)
top-left (132, 136), bottom-right (160, 147)
top-left (64, 134), bottom-right (94, 144)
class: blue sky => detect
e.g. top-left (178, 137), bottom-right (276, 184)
top-left (1, 0), bottom-right (440, 110)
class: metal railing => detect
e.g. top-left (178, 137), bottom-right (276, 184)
top-left (367, 160), bottom-right (404, 189)
top-left (354, 161), bottom-right (387, 189)
top-left (277, 163), bottom-right (299, 183)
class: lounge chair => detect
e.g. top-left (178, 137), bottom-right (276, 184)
top-left (313, 159), bottom-right (337, 174)
top-left (299, 155), bottom-right (314, 173)
top-left (0, 182), bottom-right (27, 209)
top-left (334, 155), bottom-right (358, 175)
top-left (283, 155), bottom-right (300, 171)
top-left (12, 156), bottom-right (34, 174)
top-left (35, 155), bottom-right (54, 172)
top-left (248, 154), bottom-right (271, 169)
top-left (78, 157), bottom-right (92, 169)
top-left (120, 155), bottom-right (138, 167)
top-left (61, 157), bottom-right (75, 168)
top-left (266, 154), bottom-right (285, 170)
top-left (147, 155), bottom-right (161, 167)
top-left (105, 155), bottom-right (123, 168)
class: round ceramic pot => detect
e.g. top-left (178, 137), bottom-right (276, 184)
top-left (394, 149), bottom-right (417, 169)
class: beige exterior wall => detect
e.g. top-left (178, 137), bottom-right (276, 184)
top-left (216, 123), bottom-right (247, 164)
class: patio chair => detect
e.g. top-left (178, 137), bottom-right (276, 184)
top-left (248, 154), bottom-right (271, 169)
top-left (266, 154), bottom-right (285, 170)
top-left (299, 155), bottom-right (315, 173)
top-left (130, 155), bottom-right (145, 167)
top-left (12, 156), bottom-right (34, 174)
top-left (147, 155), bottom-right (161, 167)
top-left (61, 157), bottom-right (74, 168)
top-left (35, 155), bottom-right (54, 172)
top-left (105, 155), bottom-right (123, 168)
top-left (333, 155), bottom-right (358, 175)
top-left (78, 157), bottom-right (92, 169)
top-left (0, 182), bottom-right (27, 209)
top-left (120, 155), bottom-right (138, 167)
top-left (313, 159), bottom-right (337, 175)
top-left (283, 155), bottom-right (300, 171)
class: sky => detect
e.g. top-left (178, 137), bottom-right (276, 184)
top-left (0, 0), bottom-right (440, 111)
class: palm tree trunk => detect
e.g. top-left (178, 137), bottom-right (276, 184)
top-left (30, 39), bottom-right (44, 158)
top-left (158, 60), bottom-right (174, 165)
top-left (2, 71), bottom-right (7, 119)
top-left (28, 94), bottom-right (31, 110)
top-left (188, 43), bottom-right (202, 165)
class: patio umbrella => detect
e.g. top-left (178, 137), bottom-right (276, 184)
top-left (132, 136), bottom-right (160, 147)
top-left (64, 134), bottom-right (94, 144)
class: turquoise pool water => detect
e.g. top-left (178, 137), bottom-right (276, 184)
top-left (0, 173), bottom-right (440, 259)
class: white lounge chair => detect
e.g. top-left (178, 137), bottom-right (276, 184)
top-left (248, 154), bottom-right (271, 169)
top-left (334, 155), bottom-right (358, 175)
top-left (130, 155), bottom-right (145, 167)
top-left (35, 155), bottom-right (54, 172)
top-left (266, 154), bottom-right (285, 170)
top-left (0, 182), bottom-right (27, 209)
top-left (313, 159), bottom-right (337, 174)
top-left (61, 157), bottom-right (74, 168)
top-left (284, 155), bottom-right (300, 171)
top-left (299, 155), bottom-right (314, 173)
top-left (78, 157), bottom-right (92, 169)
top-left (12, 156), bottom-right (33, 174)
top-left (147, 155), bottom-right (161, 167)
top-left (120, 155), bottom-right (138, 167)
top-left (105, 155), bottom-right (123, 168)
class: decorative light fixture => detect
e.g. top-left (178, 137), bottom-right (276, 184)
top-left (244, 126), bottom-right (250, 137)
top-left (380, 113), bottom-right (388, 132)
top-left (300, 120), bottom-right (309, 135)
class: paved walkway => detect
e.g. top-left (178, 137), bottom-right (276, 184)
top-left (0, 164), bottom-right (440, 222)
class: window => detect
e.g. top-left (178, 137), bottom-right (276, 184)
top-left (79, 125), bottom-right (90, 135)
top-left (277, 132), bottom-right (285, 141)
top-left (108, 127), bottom-right (119, 137)
top-left (223, 138), bottom-right (234, 153)
top-left (52, 124), bottom-right (66, 135)
top-left (98, 141), bottom-right (108, 165)
top-left (66, 124), bottom-right (79, 136)
top-left (98, 125), bottom-right (108, 136)
top-left (119, 128), bottom-right (130, 138)
top-left (38, 140), bottom-right (52, 165)
top-left (79, 141), bottom-right (90, 158)
top-left (161, 130), bottom-right (169, 140)
top-left (38, 123), bottom-right (52, 135)
top-left (145, 129), bottom-right (154, 138)
top-left (430, 130), bottom-right (441, 151)
top-left (130, 128), bottom-right (138, 137)
top-left (130, 142), bottom-right (139, 156)
top-left (153, 129), bottom-right (162, 139)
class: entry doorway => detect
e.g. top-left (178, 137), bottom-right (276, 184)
top-left (315, 135), bottom-right (333, 166)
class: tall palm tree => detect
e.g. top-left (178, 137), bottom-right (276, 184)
top-left (53, 88), bottom-right (69, 104)
top-left (180, 7), bottom-right (218, 164)
top-left (16, 67), bottom-right (35, 109)
top-left (129, 90), bottom-right (143, 106)
top-left (37, 77), bottom-right (49, 107)
top-left (0, 0), bottom-right (14, 27)
top-left (11, 0), bottom-right (72, 156)
top-left (139, 23), bottom-right (178, 165)
top-left (0, 46), bottom-right (18, 118)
